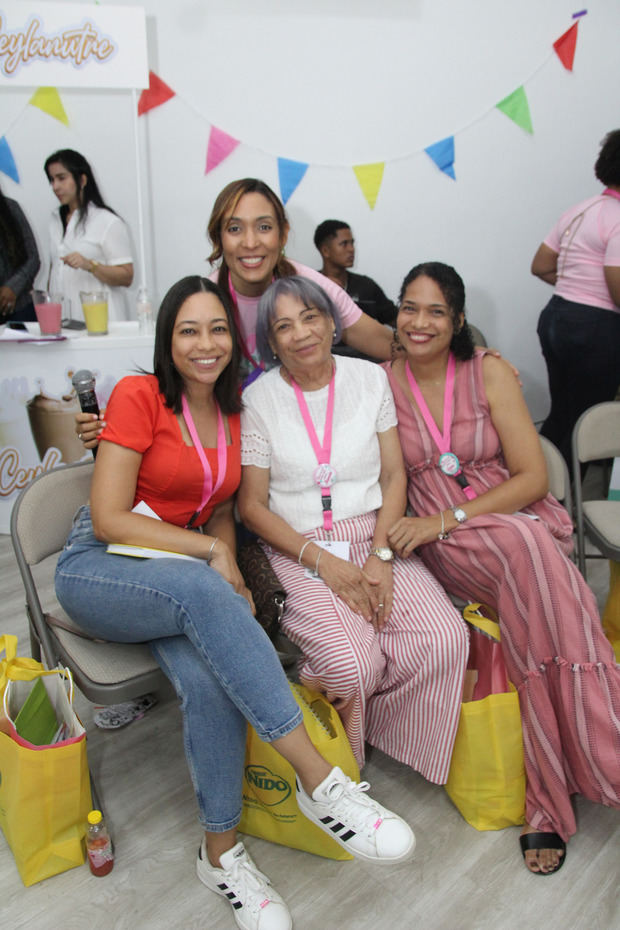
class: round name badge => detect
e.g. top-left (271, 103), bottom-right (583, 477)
top-left (314, 463), bottom-right (336, 488)
top-left (438, 452), bottom-right (461, 477)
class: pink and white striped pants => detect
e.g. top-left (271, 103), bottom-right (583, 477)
top-left (264, 512), bottom-right (468, 784)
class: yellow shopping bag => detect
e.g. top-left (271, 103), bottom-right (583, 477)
top-left (0, 634), bottom-right (45, 698)
top-left (602, 561), bottom-right (620, 662)
top-left (445, 604), bottom-right (526, 831)
top-left (239, 683), bottom-right (359, 859)
top-left (0, 657), bottom-right (92, 886)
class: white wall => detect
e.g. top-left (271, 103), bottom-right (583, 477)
top-left (2, 0), bottom-right (619, 419)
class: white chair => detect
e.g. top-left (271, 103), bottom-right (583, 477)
top-left (571, 402), bottom-right (620, 578)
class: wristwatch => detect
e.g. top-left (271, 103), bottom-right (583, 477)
top-left (370, 546), bottom-right (394, 562)
top-left (452, 506), bottom-right (468, 524)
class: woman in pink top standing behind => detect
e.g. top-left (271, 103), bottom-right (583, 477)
top-left (531, 129), bottom-right (620, 463)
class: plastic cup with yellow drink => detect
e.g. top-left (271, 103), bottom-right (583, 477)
top-left (80, 291), bottom-right (109, 336)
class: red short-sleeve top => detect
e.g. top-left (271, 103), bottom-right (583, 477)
top-left (99, 374), bottom-right (241, 527)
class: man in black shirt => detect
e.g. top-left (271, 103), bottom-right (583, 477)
top-left (314, 219), bottom-right (397, 325)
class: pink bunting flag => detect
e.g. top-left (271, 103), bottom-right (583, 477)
top-left (206, 126), bottom-right (240, 174)
top-left (138, 71), bottom-right (175, 116)
top-left (553, 22), bottom-right (579, 71)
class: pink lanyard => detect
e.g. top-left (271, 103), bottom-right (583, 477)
top-left (405, 354), bottom-right (476, 501)
top-left (227, 271), bottom-right (264, 370)
top-left (603, 188), bottom-right (620, 202)
top-left (290, 369), bottom-right (336, 533)
top-left (181, 395), bottom-right (228, 527)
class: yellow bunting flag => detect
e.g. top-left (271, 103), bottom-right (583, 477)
top-left (29, 87), bottom-right (69, 126)
top-left (353, 162), bottom-right (385, 210)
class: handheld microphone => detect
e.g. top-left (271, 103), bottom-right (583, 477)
top-left (72, 369), bottom-right (100, 458)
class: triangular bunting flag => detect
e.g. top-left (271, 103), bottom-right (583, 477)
top-left (496, 85), bottom-right (533, 134)
top-left (29, 87), bottom-right (69, 126)
top-left (424, 137), bottom-right (456, 180)
top-left (206, 126), bottom-right (240, 174)
top-left (138, 71), bottom-right (175, 116)
top-left (277, 158), bottom-right (309, 204)
top-left (0, 137), bottom-right (19, 183)
top-left (553, 23), bottom-right (578, 71)
top-left (353, 162), bottom-right (385, 209)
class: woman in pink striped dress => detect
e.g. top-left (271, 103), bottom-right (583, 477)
top-left (385, 261), bottom-right (620, 875)
top-left (238, 276), bottom-right (468, 786)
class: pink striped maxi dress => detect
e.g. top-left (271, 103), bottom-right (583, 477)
top-left (265, 513), bottom-right (468, 782)
top-left (385, 354), bottom-right (620, 841)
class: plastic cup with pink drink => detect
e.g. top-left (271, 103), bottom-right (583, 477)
top-left (32, 290), bottom-right (62, 337)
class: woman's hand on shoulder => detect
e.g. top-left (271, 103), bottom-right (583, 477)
top-left (76, 410), bottom-right (105, 449)
top-left (318, 552), bottom-right (378, 622)
top-left (480, 347), bottom-right (521, 385)
top-left (209, 541), bottom-right (256, 615)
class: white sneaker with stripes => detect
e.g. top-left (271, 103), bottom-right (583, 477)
top-left (197, 839), bottom-right (291, 930)
top-left (296, 766), bottom-right (415, 864)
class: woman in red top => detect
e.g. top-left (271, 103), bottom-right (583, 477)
top-left (55, 275), bottom-right (414, 930)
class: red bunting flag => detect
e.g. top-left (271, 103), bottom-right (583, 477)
top-left (553, 22), bottom-right (578, 71)
top-left (138, 71), bottom-right (176, 116)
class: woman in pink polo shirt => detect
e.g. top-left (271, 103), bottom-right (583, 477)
top-left (531, 129), bottom-right (620, 463)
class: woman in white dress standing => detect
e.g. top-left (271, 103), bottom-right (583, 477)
top-left (44, 149), bottom-right (133, 322)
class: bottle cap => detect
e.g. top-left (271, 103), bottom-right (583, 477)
top-left (87, 810), bottom-right (103, 825)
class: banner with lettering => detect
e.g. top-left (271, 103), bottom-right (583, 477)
top-left (0, 2), bottom-right (148, 88)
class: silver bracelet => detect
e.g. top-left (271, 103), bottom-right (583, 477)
top-left (298, 540), bottom-right (311, 565)
top-left (206, 537), bottom-right (219, 561)
top-left (438, 511), bottom-right (450, 540)
top-left (313, 548), bottom-right (322, 577)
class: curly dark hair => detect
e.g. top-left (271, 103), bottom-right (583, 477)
top-left (398, 261), bottom-right (475, 361)
top-left (153, 276), bottom-right (241, 415)
top-left (594, 130), bottom-right (620, 187)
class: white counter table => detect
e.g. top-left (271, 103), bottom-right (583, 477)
top-left (0, 322), bottom-right (154, 532)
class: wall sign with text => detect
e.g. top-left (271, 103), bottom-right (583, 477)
top-left (0, 2), bottom-right (148, 88)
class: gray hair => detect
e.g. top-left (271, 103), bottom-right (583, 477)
top-left (256, 276), bottom-right (343, 368)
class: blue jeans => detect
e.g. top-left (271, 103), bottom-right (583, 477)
top-left (55, 507), bottom-right (302, 832)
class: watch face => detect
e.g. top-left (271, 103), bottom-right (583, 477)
top-left (372, 547), bottom-right (394, 561)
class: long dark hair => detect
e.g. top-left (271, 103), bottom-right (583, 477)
top-left (153, 276), bottom-right (241, 415)
top-left (207, 178), bottom-right (297, 301)
top-left (44, 149), bottom-right (117, 231)
top-left (0, 183), bottom-right (27, 270)
top-left (398, 262), bottom-right (475, 361)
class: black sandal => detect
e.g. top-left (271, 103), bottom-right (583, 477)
top-left (519, 832), bottom-right (566, 875)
